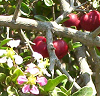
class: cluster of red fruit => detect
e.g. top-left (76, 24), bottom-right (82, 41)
top-left (63, 10), bottom-right (100, 31)
top-left (63, 10), bottom-right (100, 50)
top-left (32, 10), bottom-right (100, 59)
top-left (32, 36), bottom-right (68, 59)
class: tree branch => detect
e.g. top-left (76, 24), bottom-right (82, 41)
top-left (46, 29), bottom-right (56, 77)
top-left (55, 0), bottom-right (73, 23)
top-left (56, 58), bottom-right (81, 90)
top-left (60, 0), bottom-right (70, 11)
top-left (90, 26), bottom-right (100, 38)
top-left (75, 46), bottom-right (96, 95)
top-left (0, 16), bottom-right (100, 47)
top-left (87, 47), bottom-right (100, 96)
top-left (46, 27), bottom-right (81, 90)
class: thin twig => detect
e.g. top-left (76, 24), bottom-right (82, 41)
top-left (52, 3), bottom-right (55, 21)
top-left (55, 0), bottom-right (73, 23)
top-left (7, 27), bottom-right (10, 39)
top-left (56, 58), bottom-right (81, 90)
top-left (90, 26), bottom-right (100, 38)
top-left (70, 0), bottom-right (74, 8)
top-left (75, 1), bottom-right (89, 8)
top-left (18, 29), bottom-right (34, 55)
top-left (12, 0), bottom-right (23, 22)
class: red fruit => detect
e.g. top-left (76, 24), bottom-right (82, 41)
top-left (32, 36), bottom-right (68, 59)
top-left (53, 40), bottom-right (68, 59)
top-left (63, 13), bottom-right (81, 30)
top-left (80, 10), bottom-right (100, 31)
top-left (32, 36), bottom-right (49, 58)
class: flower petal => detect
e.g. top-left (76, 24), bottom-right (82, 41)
top-left (7, 58), bottom-right (13, 68)
top-left (0, 56), bottom-right (7, 63)
top-left (30, 85), bottom-right (39, 95)
top-left (0, 50), bottom-right (7, 56)
top-left (32, 52), bottom-right (43, 62)
top-left (27, 63), bottom-right (36, 68)
top-left (22, 85), bottom-right (30, 93)
top-left (25, 67), bottom-right (39, 75)
top-left (42, 69), bottom-right (51, 77)
top-left (36, 77), bottom-right (47, 86)
top-left (14, 55), bottom-right (23, 64)
top-left (7, 40), bottom-right (20, 48)
top-left (17, 76), bottom-right (28, 85)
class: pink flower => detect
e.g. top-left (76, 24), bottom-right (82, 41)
top-left (25, 67), bottom-right (39, 75)
top-left (30, 85), bottom-right (39, 95)
top-left (17, 76), bottom-right (28, 85)
top-left (36, 77), bottom-right (47, 86)
top-left (22, 85), bottom-right (30, 93)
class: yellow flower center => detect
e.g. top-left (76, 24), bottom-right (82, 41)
top-left (6, 48), bottom-right (15, 59)
top-left (28, 75), bottom-right (36, 85)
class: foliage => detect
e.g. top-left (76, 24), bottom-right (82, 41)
top-left (0, 0), bottom-right (99, 96)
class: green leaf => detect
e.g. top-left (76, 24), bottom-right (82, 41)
top-left (0, 47), bottom-right (8, 50)
top-left (66, 82), bottom-right (73, 95)
top-left (56, 70), bottom-right (68, 87)
top-left (71, 87), bottom-right (93, 96)
top-left (73, 65), bottom-right (79, 70)
top-left (0, 38), bottom-right (12, 48)
top-left (20, 2), bottom-right (30, 16)
top-left (60, 86), bottom-right (68, 93)
top-left (51, 87), bottom-right (61, 96)
top-left (44, 0), bottom-right (53, 6)
top-left (95, 47), bottom-right (100, 56)
top-left (60, 17), bottom-right (70, 24)
top-left (43, 74), bottom-right (68, 91)
top-left (7, 86), bottom-right (19, 96)
top-left (0, 73), bottom-right (6, 82)
top-left (72, 42), bottom-right (82, 49)
top-left (5, 76), bottom-right (11, 86)
top-left (70, 26), bottom-right (76, 29)
top-left (57, 91), bottom-right (68, 96)
top-left (12, 68), bottom-right (24, 84)
top-left (34, 15), bottom-right (50, 21)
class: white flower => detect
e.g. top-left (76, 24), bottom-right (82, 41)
top-left (7, 57), bottom-right (13, 68)
top-left (27, 63), bottom-right (36, 68)
top-left (0, 56), bottom-right (7, 63)
top-left (32, 52), bottom-right (43, 62)
top-left (42, 68), bottom-right (51, 77)
top-left (38, 61), bottom-right (51, 77)
top-left (7, 40), bottom-right (20, 48)
top-left (0, 54), bottom-right (23, 67)
top-left (0, 49), bottom-right (7, 56)
top-left (13, 55), bottom-right (23, 65)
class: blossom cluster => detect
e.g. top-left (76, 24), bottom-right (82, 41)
top-left (0, 39), bottom-right (50, 95)
top-left (17, 62), bottom-right (49, 95)
top-left (17, 51), bottom-right (51, 95)
top-left (0, 39), bottom-right (23, 67)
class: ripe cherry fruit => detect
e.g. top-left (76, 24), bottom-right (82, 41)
top-left (53, 39), bottom-right (68, 59)
top-left (80, 10), bottom-right (100, 31)
top-left (32, 36), bottom-right (68, 59)
top-left (63, 13), bottom-right (81, 30)
top-left (32, 36), bottom-right (49, 58)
